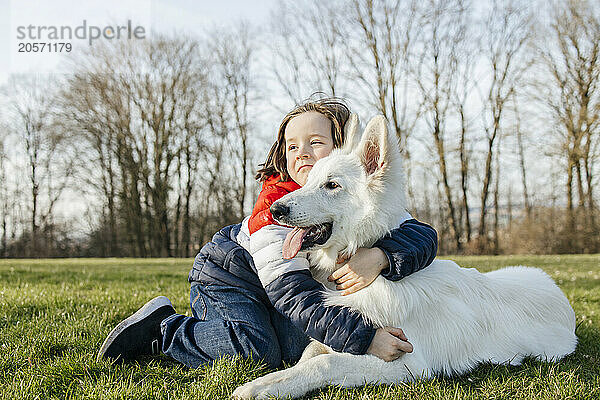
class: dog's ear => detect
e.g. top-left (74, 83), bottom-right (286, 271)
top-left (355, 115), bottom-right (390, 176)
top-left (341, 113), bottom-right (360, 154)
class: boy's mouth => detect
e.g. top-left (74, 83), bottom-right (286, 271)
top-left (297, 164), bottom-right (313, 172)
top-left (282, 222), bottom-right (333, 259)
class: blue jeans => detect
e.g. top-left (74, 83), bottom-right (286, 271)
top-left (160, 281), bottom-right (310, 369)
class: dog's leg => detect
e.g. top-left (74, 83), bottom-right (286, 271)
top-left (232, 352), bottom-right (429, 399)
top-left (297, 340), bottom-right (331, 364)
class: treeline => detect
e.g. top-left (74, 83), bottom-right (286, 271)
top-left (0, 0), bottom-right (598, 257)
top-left (1, 29), bottom-right (255, 257)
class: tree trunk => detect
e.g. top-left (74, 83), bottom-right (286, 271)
top-left (433, 124), bottom-right (462, 252)
top-left (478, 136), bottom-right (496, 252)
top-left (516, 119), bottom-right (531, 218)
top-left (107, 152), bottom-right (118, 256)
top-left (31, 164), bottom-right (38, 257)
top-left (492, 141), bottom-right (501, 255)
top-left (183, 145), bottom-right (194, 258)
top-left (583, 147), bottom-right (597, 236)
top-left (566, 157), bottom-right (575, 249)
top-left (458, 105), bottom-right (471, 243)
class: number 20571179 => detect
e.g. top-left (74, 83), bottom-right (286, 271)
top-left (18, 42), bottom-right (72, 52)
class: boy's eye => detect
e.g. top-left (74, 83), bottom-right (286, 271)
top-left (324, 181), bottom-right (340, 190)
top-left (311, 140), bottom-right (322, 145)
top-left (288, 145), bottom-right (297, 151)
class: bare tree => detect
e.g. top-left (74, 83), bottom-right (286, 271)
top-left (210, 24), bottom-right (256, 221)
top-left (62, 35), bottom-right (208, 257)
top-left (4, 76), bottom-right (74, 256)
top-left (513, 96), bottom-right (532, 218)
top-left (492, 134), bottom-right (502, 254)
top-left (452, 23), bottom-right (479, 245)
top-left (413, 0), bottom-right (470, 252)
top-left (0, 129), bottom-right (8, 256)
top-left (59, 70), bottom-right (122, 256)
top-left (534, 0), bottom-right (600, 251)
top-left (347, 0), bottom-right (423, 145)
top-left (175, 85), bottom-right (206, 257)
top-left (196, 87), bottom-right (233, 244)
top-left (346, 0), bottom-right (425, 211)
top-left (268, 1), bottom-right (345, 105)
top-left (476, 0), bottom-right (532, 252)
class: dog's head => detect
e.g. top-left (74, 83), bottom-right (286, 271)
top-left (271, 114), bottom-right (407, 259)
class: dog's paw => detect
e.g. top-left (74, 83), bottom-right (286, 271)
top-left (231, 373), bottom-right (289, 399)
top-left (231, 382), bottom-right (275, 400)
top-left (231, 382), bottom-right (258, 400)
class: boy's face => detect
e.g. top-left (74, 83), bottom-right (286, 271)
top-left (285, 112), bottom-right (335, 186)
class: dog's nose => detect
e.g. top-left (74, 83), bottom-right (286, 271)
top-left (270, 203), bottom-right (290, 220)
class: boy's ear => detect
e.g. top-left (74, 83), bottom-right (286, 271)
top-left (341, 113), bottom-right (360, 153)
top-left (354, 115), bottom-right (390, 176)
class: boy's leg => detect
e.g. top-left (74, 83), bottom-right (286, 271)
top-left (161, 282), bottom-right (282, 369)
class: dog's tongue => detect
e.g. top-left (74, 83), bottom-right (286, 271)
top-left (283, 226), bottom-right (308, 259)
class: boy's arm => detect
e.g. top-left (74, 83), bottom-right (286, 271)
top-left (250, 225), bottom-right (376, 355)
top-left (267, 269), bottom-right (376, 354)
top-left (374, 218), bottom-right (438, 281)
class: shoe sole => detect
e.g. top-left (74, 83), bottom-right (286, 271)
top-left (97, 295), bottom-right (173, 362)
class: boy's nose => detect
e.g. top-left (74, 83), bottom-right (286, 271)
top-left (270, 202), bottom-right (290, 220)
top-left (296, 144), bottom-right (311, 160)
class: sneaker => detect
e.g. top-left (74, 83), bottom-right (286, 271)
top-left (97, 296), bottom-right (176, 362)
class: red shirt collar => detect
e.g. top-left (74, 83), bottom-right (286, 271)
top-left (263, 173), bottom-right (301, 192)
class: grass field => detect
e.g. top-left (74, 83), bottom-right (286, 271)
top-left (0, 255), bottom-right (598, 399)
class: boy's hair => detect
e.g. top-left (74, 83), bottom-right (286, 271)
top-left (255, 95), bottom-right (350, 182)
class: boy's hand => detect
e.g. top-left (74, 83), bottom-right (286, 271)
top-left (367, 327), bottom-right (413, 361)
top-left (327, 247), bottom-right (389, 295)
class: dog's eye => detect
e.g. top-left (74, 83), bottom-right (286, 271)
top-left (324, 181), bottom-right (340, 190)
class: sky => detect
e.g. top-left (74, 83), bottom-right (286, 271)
top-left (0, 0), bottom-right (277, 85)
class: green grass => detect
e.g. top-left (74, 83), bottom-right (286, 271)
top-left (0, 255), bottom-right (598, 399)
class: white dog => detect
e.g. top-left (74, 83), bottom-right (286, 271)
top-left (233, 115), bottom-right (577, 399)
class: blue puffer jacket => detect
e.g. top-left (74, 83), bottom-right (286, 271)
top-left (189, 219), bottom-right (437, 355)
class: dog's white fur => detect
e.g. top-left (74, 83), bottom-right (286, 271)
top-left (233, 115), bottom-right (577, 399)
